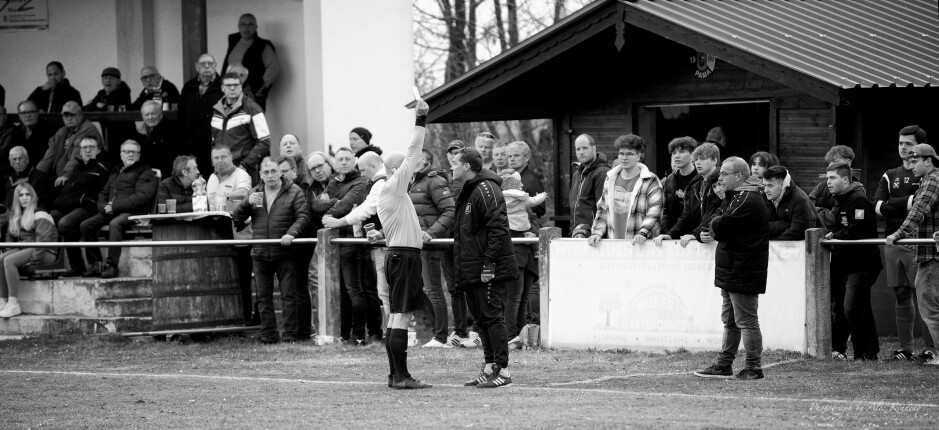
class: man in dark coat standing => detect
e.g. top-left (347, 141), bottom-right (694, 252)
top-left (222, 13), bottom-right (280, 109)
top-left (452, 147), bottom-right (519, 388)
top-left (179, 54), bottom-right (224, 173)
top-left (694, 157), bottom-right (769, 380)
top-left (569, 134), bottom-right (610, 237)
top-left (762, 165), bottom-right (818, 240)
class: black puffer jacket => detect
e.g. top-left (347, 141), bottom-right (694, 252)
top-left (710, 175), bottom-right (770, 295)
top-left (453, 169), bottom-right (519, 288)
top-left (408, 166), bottom-right (455, 238)
top-left (569, 153), bottom-right (611, 232)
top-left (97, 162), bottom-right (158, 215)
top-left (233, 178), bottom-right (310, 261)
top-left (157, 176), bottom-right (194, 213)
top-left (306, 179), bottom-right (331, 236)
top-left (323, 170), bottom-right (367, 237)
top-left (54, 157), bottom-right (109, 212)
top-left (768, 176), bottom-right (819, 240)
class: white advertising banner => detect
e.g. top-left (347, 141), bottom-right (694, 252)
top-left (0, 0), bottom-right (49, 30)
top-left (548, 239), bottom-right (807, 353)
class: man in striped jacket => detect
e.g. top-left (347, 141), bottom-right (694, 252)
top-left (210, 72), bottom-right (271, 184)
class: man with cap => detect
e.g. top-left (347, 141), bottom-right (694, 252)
top-left (37, 101), bottom-right (104, 189)
top-left (27, 61), bottom-right (82, 113)
top-left (84, 67), bottom-right (132, 112)
top-left (179, 53), bottom-right (224, 173)
top-left (222, 13), bottom-right (280, 109)
top-left (131, 66), bottom-right (181, 111)
top-left (886, 143), bottom-right (939, 365)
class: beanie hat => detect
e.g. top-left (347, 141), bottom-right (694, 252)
top-left (501, 172), bottom-right (523, 191)
top-left (351, 127), bottom-right (372, 145)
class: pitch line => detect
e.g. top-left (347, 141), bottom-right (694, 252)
top-left (548, 358), bottom-right (804, 386)
top-left (4, 368), bottom-right (938, 410)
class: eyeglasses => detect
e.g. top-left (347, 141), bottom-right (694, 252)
top-left (260, 170), bottom-right (280, 177)
top-left (140, 74), bottom-right (158, 80)
top-left (309, 163), bottom-right (327, 171)
top-left (197, 61), bottom-right (216, 67)
top-left (121, 150), bottom-right (140, 155)
top-left (222, 83), bottom-right (241, 89)
top-left (718, 171), bottom-right (739, 178)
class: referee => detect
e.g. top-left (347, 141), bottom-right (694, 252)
top-left (367, 99), bottom-right (432, 389)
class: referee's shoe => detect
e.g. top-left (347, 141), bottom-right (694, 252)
top-left (477, 365), bottom-right (512, 388)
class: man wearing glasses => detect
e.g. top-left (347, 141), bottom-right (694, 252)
top-left (37, 101), bottom-right (104, 188)
top-left (12, 101), bottom-right (56, 171)
top-left (131, 66), bottom-right (180, 111)
top-left (210, 72), bottom-right (271, 185)
top-left (79, 140), bottom-right (158, 278)
top-left (179, 54), bottom-right (223, 173)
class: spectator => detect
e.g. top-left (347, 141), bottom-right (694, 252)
top-left (179, 54), bottom-right (223, 173)
top-left (500, 170), bottom-right (544, 350)
top-left (653, 142), bottom-right (721, 247)
top-left (825, 162), bottom-right (882, 361)
top-left (886, 143), bottom-right (939, 366)
top-left (762, 166), bottom-right (817, 240)
top-left (750, 151), bottom-right (779, 179)
top-left (211, 72), bottom-right (271, 184)
top-left (83, 67), bottom-right (132, 112)
top-left (440, 140), bottom-right (477, 348)
top-left (451, 147), bottom-right (518, 388)
top-left (131, 66), bottom-right (180, 111)
top-left (659, 136), bottom-right (701, 234)
top-left (135, 101), bottom-right (180, 179)
top-left (13, 101), bottom-right (55, 171)
top-left (408, 148), bottom-right (456, 347)
top-left (37, 101), bottom-right (104, 186)
top-left (0, 184), bottom-right (58, 318)
top-left (588, 134), bottom-right (663, 246)
top-left (305, 150), bottom-right (337, 331)
top-left (2, 146), bottom-right (53, 220)
top-left (222, 13), bottom-right (280, 109)
top-left (506, 141), bottom-right (546, 218)
top-left (323, 147), bottom-right (369, 343)
top-left (475, 132), bottom-right (496, 171)
top-left (27, 61), bottom-right (82, 113)
top-left (232, 157), bottom-right (310, 343)
top-left (52, 136), bottom-right (109, 277)
top-left (350, 127), bottom-right (381, 157)
top-left (491, 141), bottom-right (509, 173)
top-left (694, 157), bottom-right (769, 380)
top-left (226, 65), bottom-right (255, 101)
top-left (157, 155), bottom-right (200, 214)
top-left (810, 145), bottom-right (860, 228)
top-left (0, 106), bottom-right (16, 174)
top-left (206, 145), bottom-right (255, 324)
top-left (569, 134), bottom-right (611, 238)
top-left (703, 126), bottom-right (726, 150)
top-left (276, 155), bottom-right (313, 340)
top-left (79, 140), bottom-right (158, 278)
top-left (875, 125), bottom-right (935, 362)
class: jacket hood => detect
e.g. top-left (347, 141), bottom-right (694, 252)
top-left (736, 174), bottom-right (765, 193)
top-left (413, 165), bottom-right (437, 182)
top-left (336, 169), bottom-right (361, 183)
top-left (355, 145), bottom-right (383, 158)
top-left (834, 181), bottom-right (865, 197)
top-left (607, 162), bottom-right (655, 180)
top-left (580, 152), bottom-right (610, 175)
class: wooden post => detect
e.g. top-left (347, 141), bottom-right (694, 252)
top-left (317, 228), bottom-right (341, 343)
top-left (538, 227), bottom-right (561, 348)
top-left (805, 228), bottom-right (831, 359)
top-left (181, 0), bottom-right (207, 83)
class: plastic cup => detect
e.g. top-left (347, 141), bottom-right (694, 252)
top-left (157, 203), bottom-right (167, 214)
top-left (215, 195), bottom-right (227, 212)
top-left (253, 193), bottom-right (264, 208)
top-left (364, 223), bottom-right (375, 233)
top-left (118, 105), bottom-right (127, 112)
top-left (166, 199), bottom-right (177, 214)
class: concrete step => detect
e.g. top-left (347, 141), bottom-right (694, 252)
top-left (96, 298), bottom-right (152, 317)
top-left (0, 315), bottom-right (151, 335)
top-left (18, 277), bottom-right (152, 317)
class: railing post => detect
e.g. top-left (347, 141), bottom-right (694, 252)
top-left (538, 227), bottom-right (561, 348)
top-left (317, 228), bottom-right (341, 343)
top-left (805, 227), bottom-right (831, 359)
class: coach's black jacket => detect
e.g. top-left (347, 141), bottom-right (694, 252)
top-left (710, 175), bottom-right (770, 295)
top-left (829, 182), bottom-right (882, 274)
top-left (453, 169), bottom-right (518, 289)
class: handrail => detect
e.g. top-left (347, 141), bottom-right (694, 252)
top-left (0, 237), bottom-right (541, 249)
top-left (819, 238), bottom-right (936, 246)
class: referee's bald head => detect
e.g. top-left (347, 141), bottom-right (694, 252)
top-left (384, 152), bottom-right (406, 174)
top-left (357, 151), bottom-right (384, 179)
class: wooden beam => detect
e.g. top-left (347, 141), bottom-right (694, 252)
top-left (638, 107), bottom-right (657, 175)
top-left (538, 227), bottom-right (562, 347)
top-left (622, 6), bottom-right (841, 106)
top-left (316, 228), bottom-right (341, 343)
top-left (804, 228), bottom-right (831, 358)
top-left (181, 0), bottom-right (208, 83)
top-left (768, 98), bottom-right (779, 155)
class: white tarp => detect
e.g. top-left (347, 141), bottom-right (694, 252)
top-left (547, 239), bottom-right (807, 352)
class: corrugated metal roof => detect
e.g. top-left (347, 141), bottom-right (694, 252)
top-left (624, 0), bottom-right (939, 88)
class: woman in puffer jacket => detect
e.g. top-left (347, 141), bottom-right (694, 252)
top-left (0, 183), bottom-right (59, 318)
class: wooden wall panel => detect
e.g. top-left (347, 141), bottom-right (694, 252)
top-left (778, 107), bottom-right (832, 193)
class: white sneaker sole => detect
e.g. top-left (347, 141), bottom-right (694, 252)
top-left (693, 371), bottom-right (733, 379)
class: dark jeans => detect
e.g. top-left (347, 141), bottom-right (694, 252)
top-left (52, 208), bottom-right (94, 271)
top-left (294, 245), bottom-right (315, 338)
top-left (339, 245), bottom-right (366, 341)
top-left (465, 281), bottom-right (509, 368)
top-left (421, 250), bottom-right (448, 342)
top-left (718, 289), bottom-right (763, 370)
top-left (832, 270), bottom-right (881, 357)
top-left (528, 278), bottom-right (540, 325)
top-left (253, 258), bottom-right (297, 340)
top-left (504, 268), bottom-right (535, 339)
top-left (441, 247), bottom-right (468, 337)
top-left (80, 212), bottom-right (133, 268)
top-left (359, 249), bottom-right (383, 338)
top-left (235, 246), bottom-right (255, 322)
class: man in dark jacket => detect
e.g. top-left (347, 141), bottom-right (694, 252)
top-left (233, 157), bottom-right (309, 344)
top-left (136, 101), bottom-right (181, 179)
top-left (659, 136), bottom-right (700, 233)
top-left (27, 61), bottom-right (82, 113)
top-left (825, 162), bottom-right (882, 361)
top-left (210, 72), bottom-right (271, 184)
top-left (694, 157), bottom-right (769, 381)
top-left (11, 101), bottom-right (55, 172)
top-left (179, 54), bottom-right (224, 173)
top-left (221, 13), bottom-right (280, 109)
top-left (441, 140), bottom-right (475, 347)
top-left (569, 134), bottom-right (610, 237)
top-left (52, 136), bottom-right (109, 276)
top-left (762, 166), bottom-right (818, 240)
top-left (79, 140), bottom-right (158, 278)
top-left (452, 147), bottom-right (519, 388)
top-left (157, 155), bottom-right (200, 213)
top-left (131, 66), bottom-right (181, 111)
top-left (83, 67), bottom-right (132, 111)
top-left (810, 145), bottom-right (861, 228)
top-left (38, 101), bottom-right (104, 186)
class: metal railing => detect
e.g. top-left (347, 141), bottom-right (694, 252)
top-left (1, 237), bottom-right (541, 249)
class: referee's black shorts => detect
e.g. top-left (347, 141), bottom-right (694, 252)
top-left (385, 247), bottom-right (424, 314)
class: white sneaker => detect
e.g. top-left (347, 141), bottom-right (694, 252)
top-left (460, 331), bottom-right (481, 348)
top-left (508, 336), bottom-right (523, 350)
top-left (0, 302), bottom-right (21, 318)
top-left (447, 332), bottom-right (467, 347)
top-left (925, 357), bottom-right (939, 366)
top-left (422, 338), bottom-right (452, 348)
top-left (518, 325), bottom-right (530, 348)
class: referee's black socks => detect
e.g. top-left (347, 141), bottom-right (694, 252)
top-left (385, 328), bottom-right (394, 378)
top-left (388, 328), bottom-right (411, 381)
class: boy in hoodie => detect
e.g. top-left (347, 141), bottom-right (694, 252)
top-left (660, 136), bottom-right (701, 232)
top-left (587, 134), bottom-right (662, 246)
top-left (825, 162), bottom-right (882, 360)
top-left (762, 166), bottom-right (818, 240)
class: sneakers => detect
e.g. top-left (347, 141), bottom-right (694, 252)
top-left (464, 364), bottom-right (491, 387)
top-left (889, 350), bottom-right (914, 361)
top-left (477, 365), bottom-right (512, 388)
top-left (100, 265), bottom-right (119, 279)
top-left (914, 350), bottom-right (937, 364)
top-left (518, 325), bottom-right (531, 348)
top-left (393, 377), bottom-right (432, 389)
top-left (460, 331), bottom-right (482, 348)
top-left (0, 302), bottom-right (21, 318)
top-left (831, 351), bottom-right (848, 361)
top-left (693, 364), bottom-right (733, 379)
top-left (925, 357), bottom-right (939, 366)
top-left (508, 336), bottom-right (523, 350)
top-left (423, 338), bottom-right (452, 348)
top-left (735, 368), bottom-right (765, 380)
top-left (447, 331), bottom-right (468, 347)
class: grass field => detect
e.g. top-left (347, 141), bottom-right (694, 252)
top-left (1, 334), bottom-right (937, 429)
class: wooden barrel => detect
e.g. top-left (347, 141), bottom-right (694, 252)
top-left (151, 216), bottom-right (244, 330)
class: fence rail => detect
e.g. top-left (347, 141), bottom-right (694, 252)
top-left (1, 237), bottom-right (541, 249)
